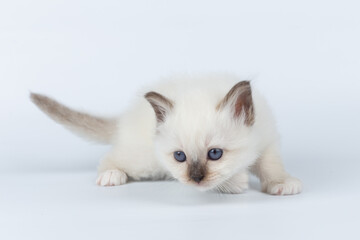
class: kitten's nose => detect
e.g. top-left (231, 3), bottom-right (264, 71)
top-left (189, 161), bottom-right (206, 183)
top-left (191, 175), bottom-right (204, 183)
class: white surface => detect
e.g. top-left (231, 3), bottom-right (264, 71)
top-left (1, 1), bottom-right (360, 239)
top-left (1, 172), bottom-right (359, 240)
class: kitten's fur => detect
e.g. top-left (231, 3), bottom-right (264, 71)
top-left (31, 74), bottom-right (302, 195)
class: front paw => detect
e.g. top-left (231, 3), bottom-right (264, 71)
top-left (96, 169), bottom-right (128, 186)
top-left (263, 177), bottom-right (302, 195)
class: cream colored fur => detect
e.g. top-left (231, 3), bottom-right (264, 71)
top-left (31, 74), bottom-right (302, 195)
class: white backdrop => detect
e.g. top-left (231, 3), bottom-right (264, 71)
top-left (1, 1), bottom-right (359, 240)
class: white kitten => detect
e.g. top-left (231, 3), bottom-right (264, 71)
top-left (31, 74), bottom-right (302, 195)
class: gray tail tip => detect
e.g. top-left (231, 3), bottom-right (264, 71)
top-left (30, 92), bottom-right (47, 106)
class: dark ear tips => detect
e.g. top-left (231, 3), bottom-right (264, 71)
top-left (145, 91), bottom-right (174, 124)
top-left (218, 81), bottom-right (255, 126)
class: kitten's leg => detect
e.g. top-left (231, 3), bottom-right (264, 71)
top-left (96, 153), bottom-right (128, 187)
top-left (251, 144), bottom-right (302, 195)
top-left (216, 171), bottom-right (249, 194)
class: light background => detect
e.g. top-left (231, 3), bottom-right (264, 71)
top-left (0, 1), bottom-right (359, 239)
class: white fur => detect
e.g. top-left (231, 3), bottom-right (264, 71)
top-left (96, 169), bottom-right (128, 186)
top-left (96, 74), bottom-right (302, 195)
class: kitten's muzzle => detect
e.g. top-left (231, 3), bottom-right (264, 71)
top-left (189, 161), bottom-right (206, 183)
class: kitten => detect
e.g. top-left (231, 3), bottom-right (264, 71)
top-left (31, 74), bottom-right (302, 195)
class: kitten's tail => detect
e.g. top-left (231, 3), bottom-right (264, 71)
top-left (30, 93), bottom-right (117, 144)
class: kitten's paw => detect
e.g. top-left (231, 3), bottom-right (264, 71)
top-left (264, 177), bottom-right (302, 195)
top-left (96, 169), bottom-right (128, 187)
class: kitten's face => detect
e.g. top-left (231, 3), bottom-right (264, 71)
top-left (145, 81), bottom-right (256, 191)
top-left (154, 115), bottom-right (256, 191)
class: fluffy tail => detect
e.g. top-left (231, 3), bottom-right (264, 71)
top-left (30, 93), bottom-right (117, 144)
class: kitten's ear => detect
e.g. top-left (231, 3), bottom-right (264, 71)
top-left (217, 81), bottom-right (255, 126)
top-left (145, 91), bottom-right (174, 124)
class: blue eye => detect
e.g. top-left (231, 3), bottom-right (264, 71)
top-left (208, 148), bottom-right (223, 160)
top-left (174, 151), bottom-right (186, 162)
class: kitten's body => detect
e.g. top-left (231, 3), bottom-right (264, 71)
top-left (31, 74), bottom-right (302, 195)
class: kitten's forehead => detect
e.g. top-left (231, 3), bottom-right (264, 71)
top-left (166, 98), bottom-right (224, 155)
top-left (158, 84), bottom-right (242, 155)
top-left (175, 91), bottom-right (219, 122)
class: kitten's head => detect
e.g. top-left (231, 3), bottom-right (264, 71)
top-left (145, 81), bottom-right (257, 191)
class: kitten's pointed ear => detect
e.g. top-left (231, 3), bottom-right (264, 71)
top-left (145, 91), bottom-right (174, 124)
top-left (217, 81), bottom-right (255, 126)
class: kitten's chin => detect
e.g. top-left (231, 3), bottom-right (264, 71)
top-left (185, 181), bottom-right (219, 192)
top-left (176, 177), bottom-right (223, 192)
top-left (195, 185), bottom-right (216, 192)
